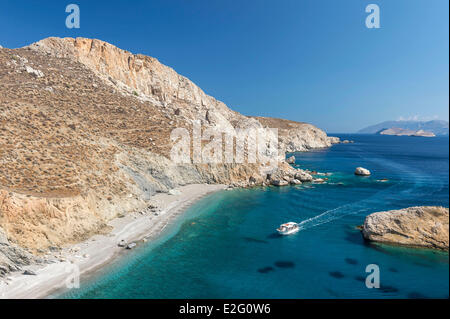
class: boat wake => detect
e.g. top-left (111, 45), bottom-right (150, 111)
top-left (295, 146), bottom-right (442, 231)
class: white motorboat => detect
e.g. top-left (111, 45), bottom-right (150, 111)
top-left (277, 222), bottom-right (300, 235)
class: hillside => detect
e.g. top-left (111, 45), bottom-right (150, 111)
top-left (0, 37), bottom-right (337, 274)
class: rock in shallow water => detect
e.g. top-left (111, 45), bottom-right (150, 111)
top-left (362, 206), bottom-right (449, 251)
top-left (294, 171), bottom-right (313, 182)
top-left (271, 180), bottom-right (289, 186)
top-left (355, 167), bottom-right (371, 176)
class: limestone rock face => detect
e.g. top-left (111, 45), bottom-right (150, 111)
top-left (27, 38), bottom-right (338, 154)
top-left (26, 37), bottom-right (249, 134)
top-left (27, 38), bottom-right (337, 154)
top-left (355, 167), bottom-right (371, 176)
top-left (362, 206), bottom-right (449, 250)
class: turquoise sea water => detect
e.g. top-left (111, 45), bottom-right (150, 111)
top-left (60, 135), bottom-right (449, 299)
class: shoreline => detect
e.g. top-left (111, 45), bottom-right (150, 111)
top-left (0, 183), bottom-right (226, 299)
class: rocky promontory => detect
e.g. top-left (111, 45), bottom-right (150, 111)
top-left (362, 206), bottom-right (449, 250)
top-left (253, 117), bottom-right (340, 153)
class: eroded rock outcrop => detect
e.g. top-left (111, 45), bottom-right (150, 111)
top-left (0, 227), bottom-right (37, 276)
top-left (362, 206), bottom-right (449, 250)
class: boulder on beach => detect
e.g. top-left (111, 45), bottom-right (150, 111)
top-left (118, 240), bottom-right (127, 247)
top-left (286, 156), bottom-right (296, 164)
top-left (290, 179), bottom-right (302, 185)
top-left (362, 206), bottom-right (449, 250)
top-left (355, 167), bottom-right (371, 176)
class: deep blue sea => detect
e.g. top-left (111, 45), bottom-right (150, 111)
top-left (60, 135), bottom-right (449, 299)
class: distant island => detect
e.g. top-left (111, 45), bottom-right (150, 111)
top-left (358, 120), bottom-right (449, 136)
top-left (378, 127), bottom-right (435, 137)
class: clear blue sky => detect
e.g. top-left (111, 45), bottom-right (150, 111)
top-left (1, 0), bottom-right (448, 132)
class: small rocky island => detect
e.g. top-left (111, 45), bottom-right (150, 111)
top-left (362, 206), bottom-right (449, 251)
top-left (377, 127), bottom-right (435, 137)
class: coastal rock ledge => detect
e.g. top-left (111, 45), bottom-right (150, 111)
top-left (362, 206), bottom-right (449, 251)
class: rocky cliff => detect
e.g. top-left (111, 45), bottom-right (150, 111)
top-left (0, 37), bottom-right (337, 274)
top-left (362, 206), bottom-right (449, 250)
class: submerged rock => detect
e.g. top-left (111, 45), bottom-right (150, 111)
top-left (355, 167), bottom-right (371, 176)
top-left (362, 206), bottom-right (449, 250)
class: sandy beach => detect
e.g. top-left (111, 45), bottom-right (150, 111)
top-left (0, 183), bottom-right (226, 299)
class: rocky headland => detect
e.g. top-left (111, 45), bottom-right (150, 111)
top-left (362, 206), bottom-right (449, 251)
top-left (0, 37), bottom-right (339, 277)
